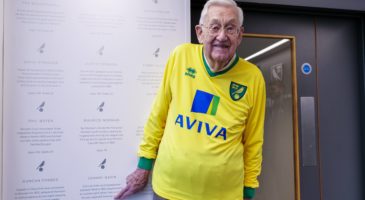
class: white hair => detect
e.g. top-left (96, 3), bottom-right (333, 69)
top-left (199, 0), bottom-right (244, 26)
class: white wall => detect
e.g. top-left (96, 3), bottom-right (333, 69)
top-left (2, 0), bottom-right (189, 199)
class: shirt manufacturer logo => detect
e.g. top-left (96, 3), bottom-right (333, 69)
top-left (185, 67), bottom-right (196, 78)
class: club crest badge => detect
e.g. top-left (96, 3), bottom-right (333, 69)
top-left (230, 82), bottom-right (247, 101)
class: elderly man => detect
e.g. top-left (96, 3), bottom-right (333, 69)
top-left (115, 0), bottom-right (265, 199)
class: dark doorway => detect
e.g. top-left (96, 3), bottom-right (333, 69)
top-left (191, 3), bottom-right (364, 200)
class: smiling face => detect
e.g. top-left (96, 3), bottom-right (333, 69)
top-left (196, 4), bottom-right (243, 70)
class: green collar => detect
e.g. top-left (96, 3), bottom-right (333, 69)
top-left (202, 49), bottom-right (239, 77)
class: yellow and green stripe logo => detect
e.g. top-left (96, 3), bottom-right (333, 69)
top-left (191, 90), bottom-right (220, 116)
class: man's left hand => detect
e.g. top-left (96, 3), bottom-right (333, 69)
top-left (114, 168), bottom-right (150, 199)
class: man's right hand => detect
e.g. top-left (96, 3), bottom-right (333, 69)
top-left (114, 168), bottom-right (151, 200)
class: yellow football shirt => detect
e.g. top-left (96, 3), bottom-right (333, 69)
top-left (138, 43), bottom-right (266, 200)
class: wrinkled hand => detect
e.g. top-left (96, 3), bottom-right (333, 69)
top-left (114, 168), bottom-right (150, 200)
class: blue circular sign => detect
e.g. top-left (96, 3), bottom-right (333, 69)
top-left (301, 63), bottom-right (312, 75)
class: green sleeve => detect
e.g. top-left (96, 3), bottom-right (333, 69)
top-left (243, 187), bottom-right (256, 199)
top-left (137, 157), bottom-right (154, 170)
